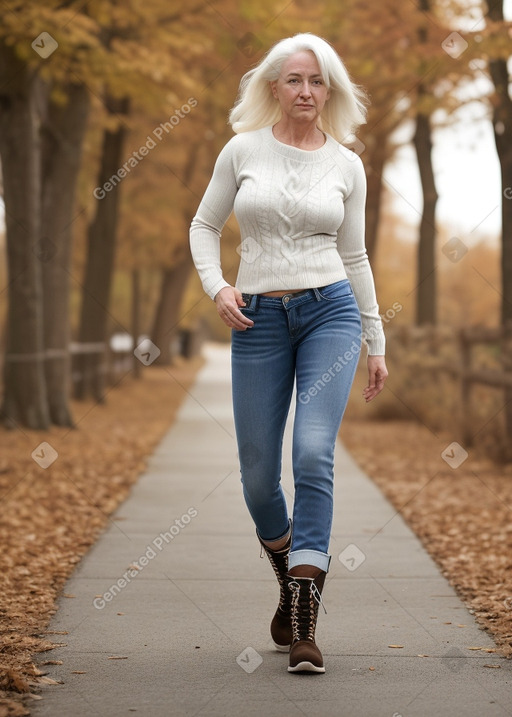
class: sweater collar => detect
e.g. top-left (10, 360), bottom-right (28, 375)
top-left (264, 125), bottom-right (335, 163)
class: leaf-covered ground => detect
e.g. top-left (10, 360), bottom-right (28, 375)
top-left (341, 418), bottom-right (512, 659)
top-left (1, 360), bottom-right (511, 716)
top-left (0, 358), bottom-right (202, 717)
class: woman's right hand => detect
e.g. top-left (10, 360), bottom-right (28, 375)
top-left (214, 286), bottom-right (255, 331)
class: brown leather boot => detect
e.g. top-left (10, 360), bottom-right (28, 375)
top-left (258, 529), bottom-right (292, 651)
top-left (287, 571), bottom-right (327, 673)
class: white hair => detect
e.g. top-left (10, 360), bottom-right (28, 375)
top-left (229, 33), bottom-right (368, 144)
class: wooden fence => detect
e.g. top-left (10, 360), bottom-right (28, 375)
top-left (389, 325), bottom-right (512, 447)
top-left (69, 328), bottom-right (204, 388)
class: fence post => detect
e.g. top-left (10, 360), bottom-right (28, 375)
top-left (132, 268), bottom-right (141, 379)
top-left (459, 329), bottom-right (472, 447)
top-left (503, 322), bottom-right (512, 452)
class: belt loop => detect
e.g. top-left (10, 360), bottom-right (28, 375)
top-left (312, 287), bottom-right (322, 301)
top-left (254, 293), bottom-right (260, 311)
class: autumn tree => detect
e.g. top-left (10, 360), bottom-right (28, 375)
top-left (149, 64), bottom-right (241, 364)
top-left (484, 4), bottom-right (512, 327)
top-left (0, 3), bottom-right (101, 427)
top-left (74, 1), bottom-right (222, 396)
top-left (0, 45), bottom-right (48, 428)
top-left (0, 1), bottom-right (221, 420)
top-left (414, 0), bottom-right (438, 326)
top-left (115, 3), bottom-right (281, 365)
top-left (483, 0), bottom-right (512, 440)
top-left (74, 94), bottom-right (131, 401)
top-left (41, 84), bottom-right (91, 424)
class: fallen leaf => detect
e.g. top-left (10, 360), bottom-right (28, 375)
top-left (63, 594), bottom-right (76, 599)
top-left (388, 645), bottom-right (404, 649)
top-left (37, 676), bottom-right (61, 685)
top-left (342, 420), bottom-right (512, 663)
top-left (483, 664), bottom-right (501, 669)
top-left (43, 631), bottom-right (68, 635)
top-left (2, 669), bottom-right (30, 692)
top-left (0, 361), bottom-right (202, 696)
top-left (107, 656), bottom-right (128, 660)
top-left (369, 666), bottom-right (375, 671)
top-left (71, 671), bottom-right (87, 674)
top-left (417, 654), bottom-right (430, 658)
top-left (41, 660), bottom-right (63, 665)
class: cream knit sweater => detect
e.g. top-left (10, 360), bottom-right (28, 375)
top-left (189, 125), bottom-right (385, 355)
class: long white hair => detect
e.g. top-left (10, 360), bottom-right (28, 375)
top-left (229, 33), bottom-right (368, 144)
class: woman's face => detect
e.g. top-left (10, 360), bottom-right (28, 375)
top-left (271, 50), bottom-right (330, 124)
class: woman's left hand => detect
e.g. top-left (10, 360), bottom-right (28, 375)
top-left (363, 355), bottom-right (388, 402)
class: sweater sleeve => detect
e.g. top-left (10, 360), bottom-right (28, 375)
top-left (337, 156), bottom-right (386, 356)
top-left (189, 140), bottom-right (239, 300)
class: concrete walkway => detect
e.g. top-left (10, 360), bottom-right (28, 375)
top-left (34, 343), bottom-right (511, 717)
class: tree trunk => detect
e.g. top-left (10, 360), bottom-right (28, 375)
top-left (487, 0), bottom-right (512, 444)
top-left (413, 0), bottom-right (438, 327)
top-left (413, 111), bottom-right (438, 325)
top-left (0, 47), bottom-right (49, 428)
top-left (74, 96), bottom-right (130, 400)
top-left (150, 141), bottom-right (201, 366)
top-left (40, 84), bottom-right (90, 425)
top-left (150, 250), bottom-right (194, 365)
top-left (493, 107), bottom-right (512, 447)
top-left (365, 136), bottom-right (387, 263)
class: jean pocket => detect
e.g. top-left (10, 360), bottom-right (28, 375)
top-left (316, 280), bottom-right (353, 301)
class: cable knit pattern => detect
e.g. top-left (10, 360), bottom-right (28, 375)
top-left (189, 125), bottom-right (385, 355)
top-left (276, 158), bottom-right (306, 278)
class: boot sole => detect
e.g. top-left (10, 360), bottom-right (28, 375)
top-left (288, 661), bottom-right (325, 673)
top-left (273, 641), bottom-right (291, 653)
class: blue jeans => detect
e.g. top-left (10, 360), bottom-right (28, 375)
top-left (231, 280), bottom-right (362, 573)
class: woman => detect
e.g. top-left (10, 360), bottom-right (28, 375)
top-left (190, 33), bottom-right (388, 674)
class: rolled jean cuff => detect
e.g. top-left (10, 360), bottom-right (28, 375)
top-left (288, 549), bottom-right (331, 573)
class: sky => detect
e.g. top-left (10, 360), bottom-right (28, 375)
top-left (382, 0), bottom-right (512, 245)
top-left (383, 107), bottom-right (503, 243)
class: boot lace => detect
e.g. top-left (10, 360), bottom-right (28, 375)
top-left (289, 579), bottom-right (326, 642)
top-left (260, 543), bottom-right (290, 613)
